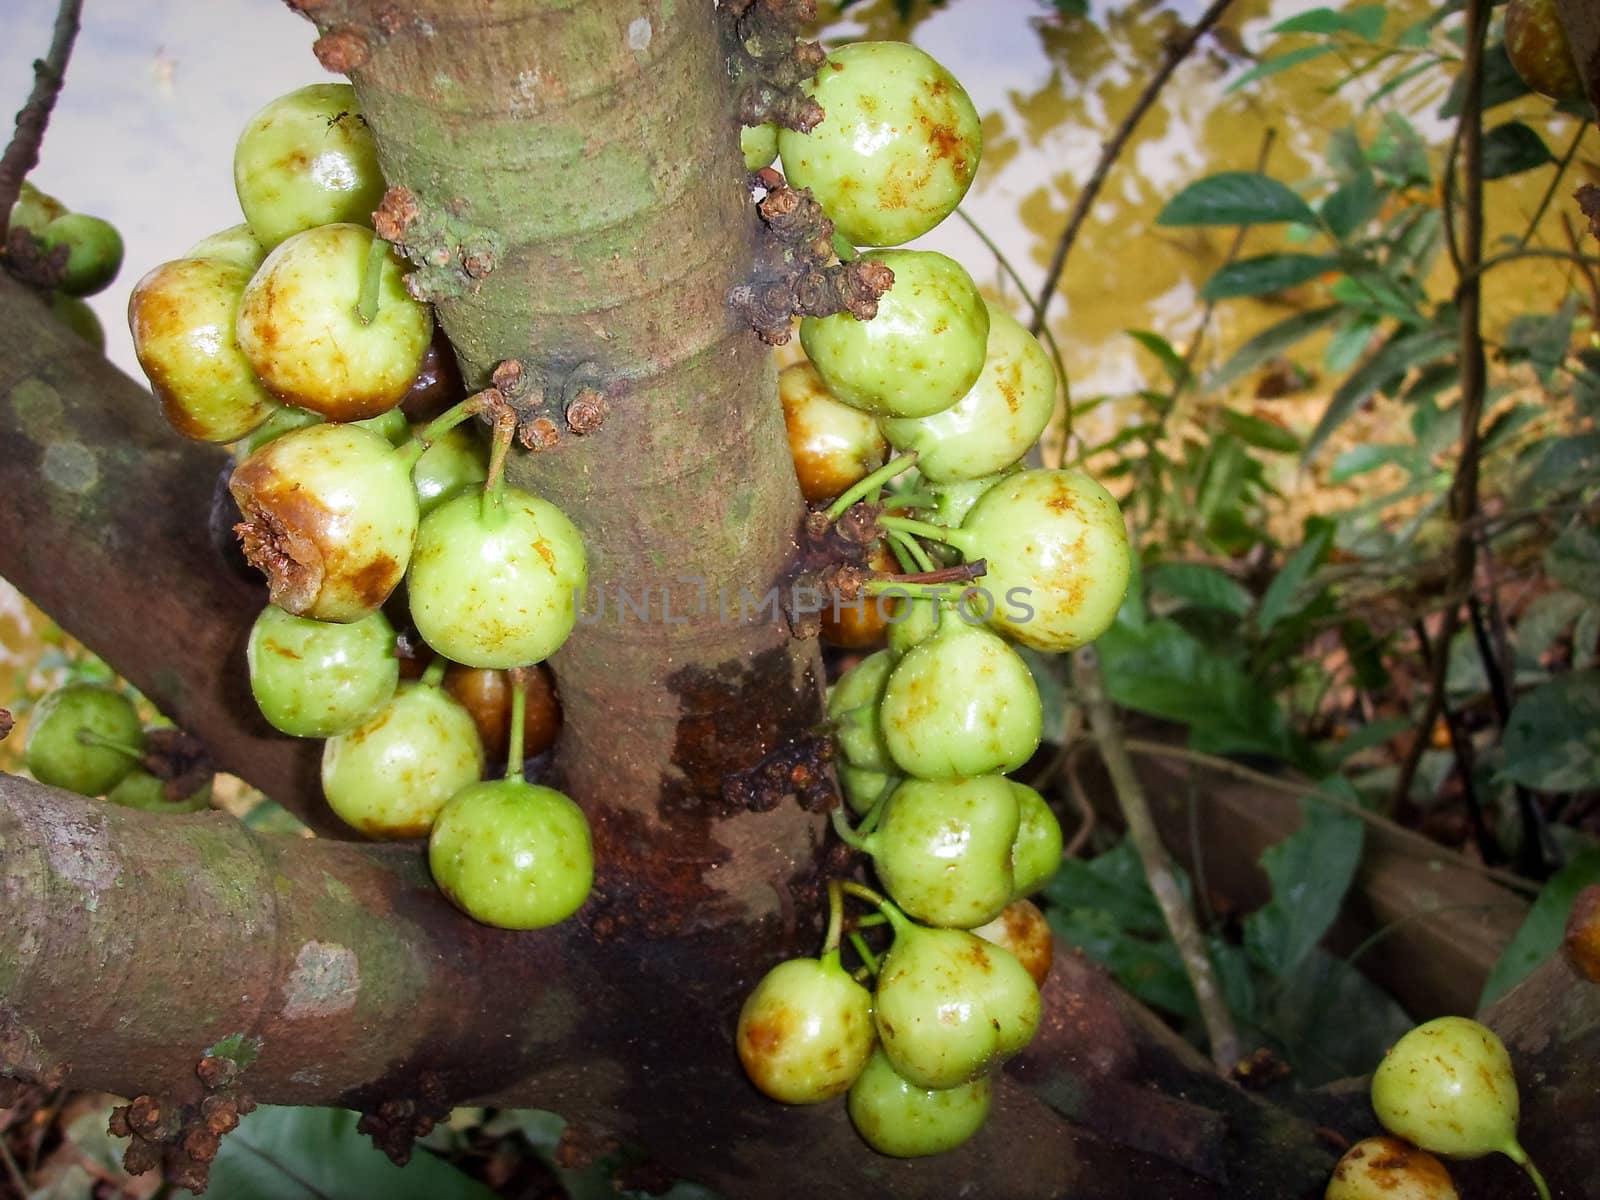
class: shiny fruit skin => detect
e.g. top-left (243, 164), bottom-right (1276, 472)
top-left (973, 899), bottom-right (1053, 988)
top-left (413, 425), bottom-right (488, 516)
top-left (23, 683), bottom-right (145, 797)
top-left (237, 223), bottom-right (433, 421)
top-left (740, 122), bottom-right (780, 170)
top-left (128, 257), bottom-right (281, 443)
top-left (957, 468), bottom-right (1132, 652)
top-left (1370, 1017), bottom-right (1522, 1160)
top-left (1009, 782), bottom-right (1063, 897)
top-left (839, 760), bottom-right (898, 817)
top-left (801, 250), bottom-right (989, 419)
top-left (322, 681), bottom-right (484, 838)
top-left (881, 303), bottom-right (1055, 482)
top-left (879, 617), bottom-right (1042, 780)
top-left (408, 488), bottom-right (588, 669)
top-left (429, 779), bottom-right (593, 929)
top-left (736, 953), bottom-right (876, 1104)
top-left (233, 83), bottom-right (387, 250)
top-left (38, 212), bottom-right (124, 297)
top-left (398, 330), bottom-right (466, 423)
top-left (779, 42), bottom-right (981, 247)
top-left (232, 405), bottom-right (322, 461)
top-left (929, 467), bottom-right (1017, 529)
top-left (1325, 1137), bottom-right (1459, 1200)
top-left (779, 361), bottom-right (888, 503)
top-left (106, 768), bottom-right (212, 815)
top-left (872, 775), bottom-right (1020, 929)
top-left (442, 662), bottom-right (562, 764)
top-left (826, 649), bottom-right (897, 772)
top-left (186, 223), bottom-right (267, 273)
top-left (848, 1046), bottom-right (991, 1158)
top-left (247, 605), bottom-right (399, 738)
top-left (886, 591), bottom-right (941, 655)
top-left (230, 423), bottom-right (419, 623)
top-left (874, 923), bottom-right (1040, 1089)
top-left (1504, 0), bottom-right (1583, 102)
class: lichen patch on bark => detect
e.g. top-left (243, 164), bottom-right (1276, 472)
top-left (282, 940), bottom-right (360, 1020)
top-left (35, 802), bottom-right (119, 908)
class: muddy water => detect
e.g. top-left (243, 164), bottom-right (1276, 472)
top-left (2, 0), bottom-right (1594, 733)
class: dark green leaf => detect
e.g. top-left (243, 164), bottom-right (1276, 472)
top-left (1219, 408), bottom-right (1300, 453)
top-left (1126, 329), bottom-right (1189, 388)
top-left (1516, 591), bottom-right (1590, 667)
top-left (1322, 168), bottom-right (1381, 239)
top-left (1018, 645), bottom-right (1071, 737)
top-left (1271, 5), bottom-right (1382, 37)
top-left (1364, 59), bottom-right (1444, 112)
top-left (1206, 305), bottom-right (1342, 391)
top-left (1502, 671), bottom-right (1600, 792)
top-left (1201, 253), bottom-right (1337, 300)
top-left (1523, 433), bottom-right (1600, 496)
top-left (1504, 303), bottom-right (1576, 383)
top-left (1258, 525), bottom-right (1332, 634)
top-left (1481, 121), bottom-right (1554, 179)
top-left (208, 1108), bottom-right (495, 1200)
top-left (1157, 172), bottom-right (1318, 228)
top-left (1370, 113), bottom-right (1431, 187)
top-left (1329, 270), bottom-right (1425, 325)
top-left (1145, 562), bottom-right (1253, 617)
top-left (1545, 526), bottom-right (1600, 597)
top-left (1327, 716), bottom-right (1411, 762)
top-left (1226, 45), bottom-right (1338, 94)
top-left (1481, 849), bottom-right (1600, 1007)
top-left (1440, 42), bottom-right (1531, 117)
top-left (1304, 327), bottom-right (1456, 463)
top-left (1244, 800), bottom-right (1365, 977)
top-left (1324, 313), bottom-right (1381, 372)
top-left (1195, 435), bottom-right (1249, 532)
top-left (1266, 946), bottom-right (1415, 1085)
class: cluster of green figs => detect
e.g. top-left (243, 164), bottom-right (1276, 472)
top-left (736, 41), bottom-right (1134, 1158)
top-left (122, 82), bottom-right (592, 931)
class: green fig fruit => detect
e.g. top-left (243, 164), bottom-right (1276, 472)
top-left (736, 951), bottom-right (876, 1104)
top-left (847, 1046), bottom-right (991, 1158)
top-left (868, 775), bottom-right (1019, 929)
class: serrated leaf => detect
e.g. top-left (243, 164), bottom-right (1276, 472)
top-left (208, 1108), bottom-right (495, 1200)
top-left (1157, 172), bottom-right (1318, 228)
top-left (1226, 45), bottom-right (1338, 94)
top-left (1126, 328), bottom-right (1188, 388)
top-left (1244, 800), bottom-right (1365, 977)
top-left (1144, 561), bottom-right (1253, 617)
top-left (1481, 849), bottom-right (1600, 1008)
top-left (1481, 121), bottom-right (1554, 179)
top-left (1502, 671), bottom-right (1600, 792)
top-left (1201, 253), bottom-right (1337, 300)
top-left (1304, 327), bottom-right (1456, 463)
top-left (1219, 408), bottom-right (1300, 452)
top-left (1207, 305), bottom-right (1342, 391)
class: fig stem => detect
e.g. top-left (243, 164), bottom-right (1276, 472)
top-left (824, 452), bottom-right (918, 520)
top-left (848, 931), bottom-right (881, 975)
top-left (1504, 1142), bottom-right (1551, 1200)
top-left (857, 783), bottom-right (891, 838)
top-left (356, 234), bottom-right (388, 325)
top-left (877, 513), bottom-right (964, 549)
top-left (882, 490), bottom-right (937, 510)
top-left (482, 404), bottom-right (516, 504)
top-left (419, 657), bottom-right (448, 689)
top-left (884, 532), bottom-right (918, 574)
top-left (504, 668), bottom-right (528, 783)
top-left (884, 527), bottom-right (937, 574)
top-left (399, 390), bottom-right (495, 469)
top-left (75, 730), bottom-right (145, 761)
top-left (829, 805), bottom-right (872, 852)
top-left (823, 879), bottom-right (845, 955)
top-left (837, 880), bottom-right (906, 934)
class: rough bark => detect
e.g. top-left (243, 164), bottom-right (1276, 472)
top-left (1, 773), bottom-right (1299, 1198)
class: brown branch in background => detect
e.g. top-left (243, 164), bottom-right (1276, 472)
top-left (1028, 0), bottom-right (1235, 336)
top-left (0, 0), bottom-right (82, 248)
top-left (1390, 1), bottom-right (1538, 883)
top-left (1073, 646), bottom-right (1242, 1072)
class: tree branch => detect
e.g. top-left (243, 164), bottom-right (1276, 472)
top-left (1073, 647), bottom-right (1242, 1072)
top-left (0, 0), bottom-right (82, 247)
top-left (0, 772), bottom-right (1321, 1197)
top-left (1028, 0), bottom-right (1235, 336)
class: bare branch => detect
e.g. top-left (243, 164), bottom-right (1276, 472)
top-left (0, 0), bottom-right (82, 248)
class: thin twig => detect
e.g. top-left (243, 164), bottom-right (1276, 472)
top-left (1073, 646), bottom-right (1241, 1071)
top-left (1412, 616), bottom-right (1502, 865)
top-left (1515, 123), bottom-right (1588, 251)
top-left (1392, 0), bottom-right (1492, 821)
top-left (1062, 751), bottom-right (1097, 859)
top-left (1117, 736), bottom-right (1541, 896)
top-left (0, 0), bottom-right (83, 247)
top-left (1028, 0), bottom-right (1236, 336)
top-left (954, 208), bottom-right (1072, 405)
